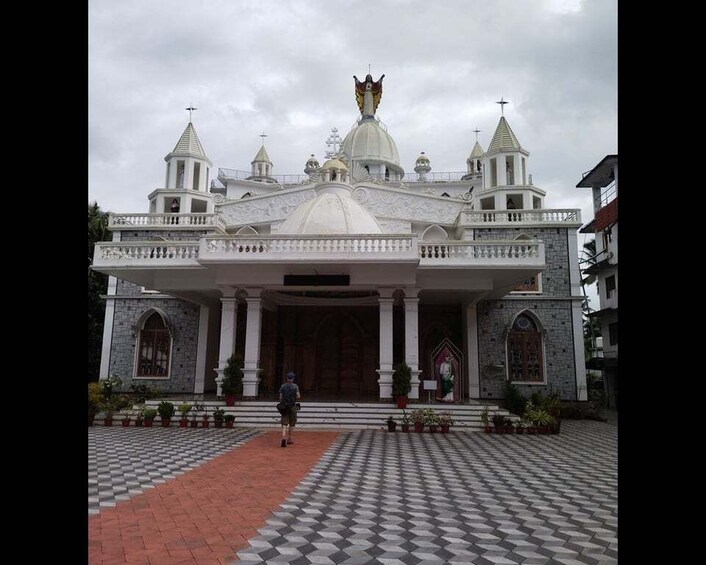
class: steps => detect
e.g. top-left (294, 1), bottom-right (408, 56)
top-left (118, 400), bottom-right (516, 431)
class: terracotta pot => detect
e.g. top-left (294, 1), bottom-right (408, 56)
top-left (189, 420), bottom-right (198, 428)
top-left (104, 418), bottom-right (113, 427)
top-left (134, 419), bottom-right (143, 427)
top-left (401, 424), bottom-right (410, 433)
top-left (428, 425), bottom-right (437, 433)
top-left (225, 420), bottom-right (234, 428)
top-left (484, 425), bottom-right (493, 433)
top-left (387, 422), bottom-right (397, 432)
top-left (225, 395), bottom-right (236, 407)
top-left (526, 426), bottom-right (536, 434)
top-left (440, 425), bottom-right (450, 433)
top-left (516, 427), bottom-right (524, 434)
top-left (161, 418), bottom-right (171, 428)
top-left (396, 396), bottom-right (408, 409)
top-left (121, 419), bottom-right (130, 427)
top-left (144, 419), bottom-right (154, 428)
top-left (202, 419), bottom-right (209, 428)
top-left (414, 422), bottom-right (424, 433)
top-left (215, 421), bottom-right (223, 428)
top-left (179, 419), bottom-right (188, 428)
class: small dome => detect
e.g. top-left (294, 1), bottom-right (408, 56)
top-left (305, 154), bottom-right (320, 167)
top-left (341, 119), bottom-right (403, 174)
top-left (278, 191), bottom-right (382, 235)
top-left (321, 158), bottom-right (348, 172)
top-left (416, 152), bottom-right (430, 165)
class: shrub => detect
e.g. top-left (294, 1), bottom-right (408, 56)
top-left (392, 362), bottom-right (412, 399)
top-left (222, 354), bottom-right (244, 395)
top-left (504, 382), bottom-right (527, 416)
top-left (157, 401), bottom-right (175, 419)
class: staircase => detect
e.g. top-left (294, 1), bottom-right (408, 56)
top-left (135, 400), bottom-right (516, 431)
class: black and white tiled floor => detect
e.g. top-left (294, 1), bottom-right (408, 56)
top-left (88, 427), bottom-right (261, 515)
top-left (234, 421), bottom-right (617, 565)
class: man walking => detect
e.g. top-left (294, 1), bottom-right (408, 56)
top-left (279, 372), bottom-right (301, 447)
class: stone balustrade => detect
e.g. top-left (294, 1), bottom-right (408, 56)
top-left (93, 242), bottom-right (201, 265)
top-left (418, 241), bottom-right (545, 265)
top-left (108, 213), bottom-right (225, 230)
top-left (460, 209), bottom-right (581, 226)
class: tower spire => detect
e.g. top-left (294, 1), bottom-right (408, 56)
top-left (185, 105), bottom-right (197, 122)
top-left (496, 97), bottom-right (508, 116)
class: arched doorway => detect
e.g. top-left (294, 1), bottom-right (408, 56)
top-left (314, 313), bottom-right (363, 398)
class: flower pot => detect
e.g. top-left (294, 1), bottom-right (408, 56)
top-left (144, 419), bottom-right (154, 428)
top-left (428, 425), bottom-right (437, 433)
top-left (189, 420), bottom-right (198, 428)
top-left (215, 421), bottom-right (223, 428)
top-left (135, 419), bottom-right (143, 427)
top-left (494, 426), bottom-right (504, 434)
top-left (414, 422), bottom-right (424, 433)
top-left (225, 420), bottom-right (234, 429)
top-left (516, 427), bottom-right (524, 435)
top-left (121, 419), bottom-right (130, 427)
top-left (387, 422), bottom-right (397, 432)
top-left (401, 424), bottom-right (410, 433)
top-left (526, 426), bottom-right (536, 434)
top-left (202, 420), bottom-right (209, 428)
top-left (396, 396), bottom-right (408, 409)
top-left (179, 419), bottom-right (188, 428)
top-left (225, 395), bottom-right (236, 407)
top-left (104, 417), bottom-right (113, 427)
top-left (161, 418), bottom-right (171, 428)
top-left (504, 426), bottom-right (514, 434)
top-left (440, 425), bottom-right (450, 434)
top-left (484, 425), bottom-right (493, 433)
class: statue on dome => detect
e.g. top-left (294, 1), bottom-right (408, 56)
top-left (354, 73), bottom-right (385, 117)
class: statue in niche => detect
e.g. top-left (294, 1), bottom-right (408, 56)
top-left (435, 351), bottom-right (458, 403)
top-left (353, 73), bottom-right (385, 117)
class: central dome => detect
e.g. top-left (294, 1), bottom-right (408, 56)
top-left (277, 189), bottom-right (382, 235)
top-left (340, 119), bottom-right (404, 176)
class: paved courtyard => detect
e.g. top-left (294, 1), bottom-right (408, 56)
top-left (88, 420), bottom-right (617, 564)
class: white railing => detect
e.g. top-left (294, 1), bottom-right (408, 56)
top-left (419, 241), bottom-right (545, 265)
top-left (460, 209), bottom-right (581, 225)
top-left (93, 242), bottom-right (200, 264)
top-left (108, 213), bottom-right (225, 230)
top-left (217, 168), bottom-right (310, 185)
top-left (201, 235), bottom-right (417, 261)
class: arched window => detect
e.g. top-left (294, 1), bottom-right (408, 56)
top-left (507, 313), bottom-right (544, 382)
top-left (137, 313), bottom-right (171, 377)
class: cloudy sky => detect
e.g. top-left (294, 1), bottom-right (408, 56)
top-left (89, 0), bottom-right (616, 306)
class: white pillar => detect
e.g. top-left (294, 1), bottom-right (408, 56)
top-left (215, 289), bottom-right (238, 396)
top-left (193, 305), bottom-right (210, 394)
top-left (465, 302), bottom-right (480, 399)
top-left (242, 290), bottom-right (263, 398)
top-left (376, 289), bottom-right (395, 399)
top-left (404, 290), bottom-right (421, 400)
top-left (572, 300), bottom-right (588, 401)
top-left (99, 230), bottom-right (121, 380)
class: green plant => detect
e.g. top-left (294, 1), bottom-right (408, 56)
top-left (400, 410), bottom-right (411, 425)
top-left (439, 412), bottom-right (454, 426)
top-left (530, 408), bottom-right (553, 427)
top-left (191, 401), bottom-right (205, 422)
top-left (222, 353), bottom-right (244, 395)
top-left (410, 409), bottom-right (425, 425)
top-left (480, 406), bottom-right (489, 426)
top-left (129, 383), bottom-right (156, 403)
top-left (88, 382), bottom-right (103, 416)
top-left (143, 408), bottom-right (158, 420)
top-left (101, 375), bottom-right (123, 399)
top-left (492, 413), bottom-right (508, 428)
top-left (213, 408), bottom-right (225, 422)
top-left (386, 415), bottom-right (396, 425)
top-left (224, 414), bottom-right (236, 423)
top-left (504, 382), bottom-right (528, 416)
top-left (134, 406), bottom-right (145, 424)
top-left (423, 408), bottom-right (440, 426)
top-left (178, 402), bottom-right (193, 419)
top-left (392, 362), bottom-right (412, 399)
top-left (157, 401), bottom-right (175, 420)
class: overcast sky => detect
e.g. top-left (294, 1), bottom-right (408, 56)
top-left (89, 0), bottom-right (616, 308)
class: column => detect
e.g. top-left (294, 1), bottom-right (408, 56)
top-left (193, 305), bottom-right (209, 394)
top-left (376, 289), bottom-right (395, 399)
top-left (404, 289), bottom-right (421, 400)
top-left (242, 289), bottom-right (263, 399)
top-left (215, 287), bottom-right (238, 396)
top-left (99, 230), bottom-right (121, 379)
top-left (465, 302), bottom-right (481, 399)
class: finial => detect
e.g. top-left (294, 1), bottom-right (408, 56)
top-left (473, 128), bottom-right (481, 140)
top-left (186, 105), bottom-right (197, 122)
top-left (496, 97), bottom-right (508, 116)
top-left (260, 132), bottom-right (268, 144)
top-left (325, 127), bottom-right (342, 158)
top-left (368, 62), bottom-right (371, 74)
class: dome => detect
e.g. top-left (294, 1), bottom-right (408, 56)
top-left (340, 119), bottom-right (403, 173)
top-left (415, 152), bottom-right (430, 165)
top-left (305, 154), bottom-right (320, 167)
top-left (321, 158), bottom-right (348, 172)
top-left (277, 190), bottom-right (382, 235)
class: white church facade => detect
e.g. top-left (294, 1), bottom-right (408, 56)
top-left (93, 74), bottom-right (588, 403)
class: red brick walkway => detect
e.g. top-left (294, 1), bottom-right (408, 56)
top-left (88, 430), bottom-right (340, 565)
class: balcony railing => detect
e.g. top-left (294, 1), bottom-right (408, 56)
top-left (201, 235), bottom-right (417, 262)
top-left (217, 168), bottom-right (310, 186)
top-left (93, 242), bottom-right (200, 266)
top-left (108, 213), bottom-right (225, 230)
top-left (460, 209), bottom-right (581, 226)
top-left (418, 241), bottom-right (544, 266)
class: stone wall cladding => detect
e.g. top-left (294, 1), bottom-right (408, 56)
top-left (475, 227), bottom-right (571, 296)
top-left (108, 297), bottom-right (200, 394)
top-left (476, 298), bottom-right (577, 401)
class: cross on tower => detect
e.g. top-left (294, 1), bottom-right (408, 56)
top-left (496, 97), bottom-right (508, 116)
top-left (325, 127), bottom-right (342, 158)
top-left (473, 128), bottom-right (481, 140)
top-left (186, 106), bottom-right (197, 121)
top-left (260, 132), bottom-right (268, 143)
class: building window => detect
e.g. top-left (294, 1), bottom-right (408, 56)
top-left (193, 162), bottom-right (201, 189)
top-left (176, 161), bottom-right (185, 188)
top-left (136, 313), bottom-right (171, 377)
top-left (609, 322), bottom-right (618, 345)
top-left (512, 275), bottom-right (540, 292)
top-left (507, 314), bottom-right (544, 382)
top-left (605, 274), bottom-right (616, 299)
top-left (490, 158), bottom-right (497, 187)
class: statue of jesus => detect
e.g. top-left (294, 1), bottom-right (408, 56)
top-left (354, 73), bottom-right (385, 117)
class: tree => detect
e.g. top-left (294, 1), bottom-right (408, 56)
top-left (579, 238), bottom-right (601, 360)
top-left (88, 202), bottom-right (110, 382)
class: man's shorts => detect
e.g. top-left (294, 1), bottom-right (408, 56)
top-left (280, 405), bottom-right (298, 426)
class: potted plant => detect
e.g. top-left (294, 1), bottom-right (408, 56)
top-left (411, 409), bottom-right (425, 433)
top-left (201, 406), bottom-right (210, 428)
top-left (88, 382), bottom-right (103, 427)
top-left (480, 406), bottom-right (492, 433)
top-left (224, 414), bottom-right (236, 428)
top-left (392, 362), bottom-right (412, 409)
top-left (222, 353), bottom-right (244, 406)
top-left (400, 410), bottom-right (411, 432)
top-left (100, 397), bottom-right (118, 427)
top-left (532, 408), bottom-right (553, 434)
top-left (134, 406), bottom-right (145, 427)
top-left (515, 419), bottom-right (525, 434)
top-left (439, 412), bottom-right (454, 433)
top-left (143, 408), bottom-right (158, 427)
top-left (190, 401), bottom-right (204, 428)
top-left (120, 409), bottom-right (131, 427)
top-left (492, 413), bottom-right (508, 434)
top-left (425, 408), bottom-right (440, 433)
top-left (544, 394), bottom-right (561, 434)
top-left (157, 401), bottom-right (175, 427)
top-left (386, 415), bottom-right (397, 432)
top-left (213, 407), bottom-right (225, 428)
top-left (178, 402), bottom-right (192, 428)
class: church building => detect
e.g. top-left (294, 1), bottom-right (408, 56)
top-left (93, 74), bottom-right (587, 403)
